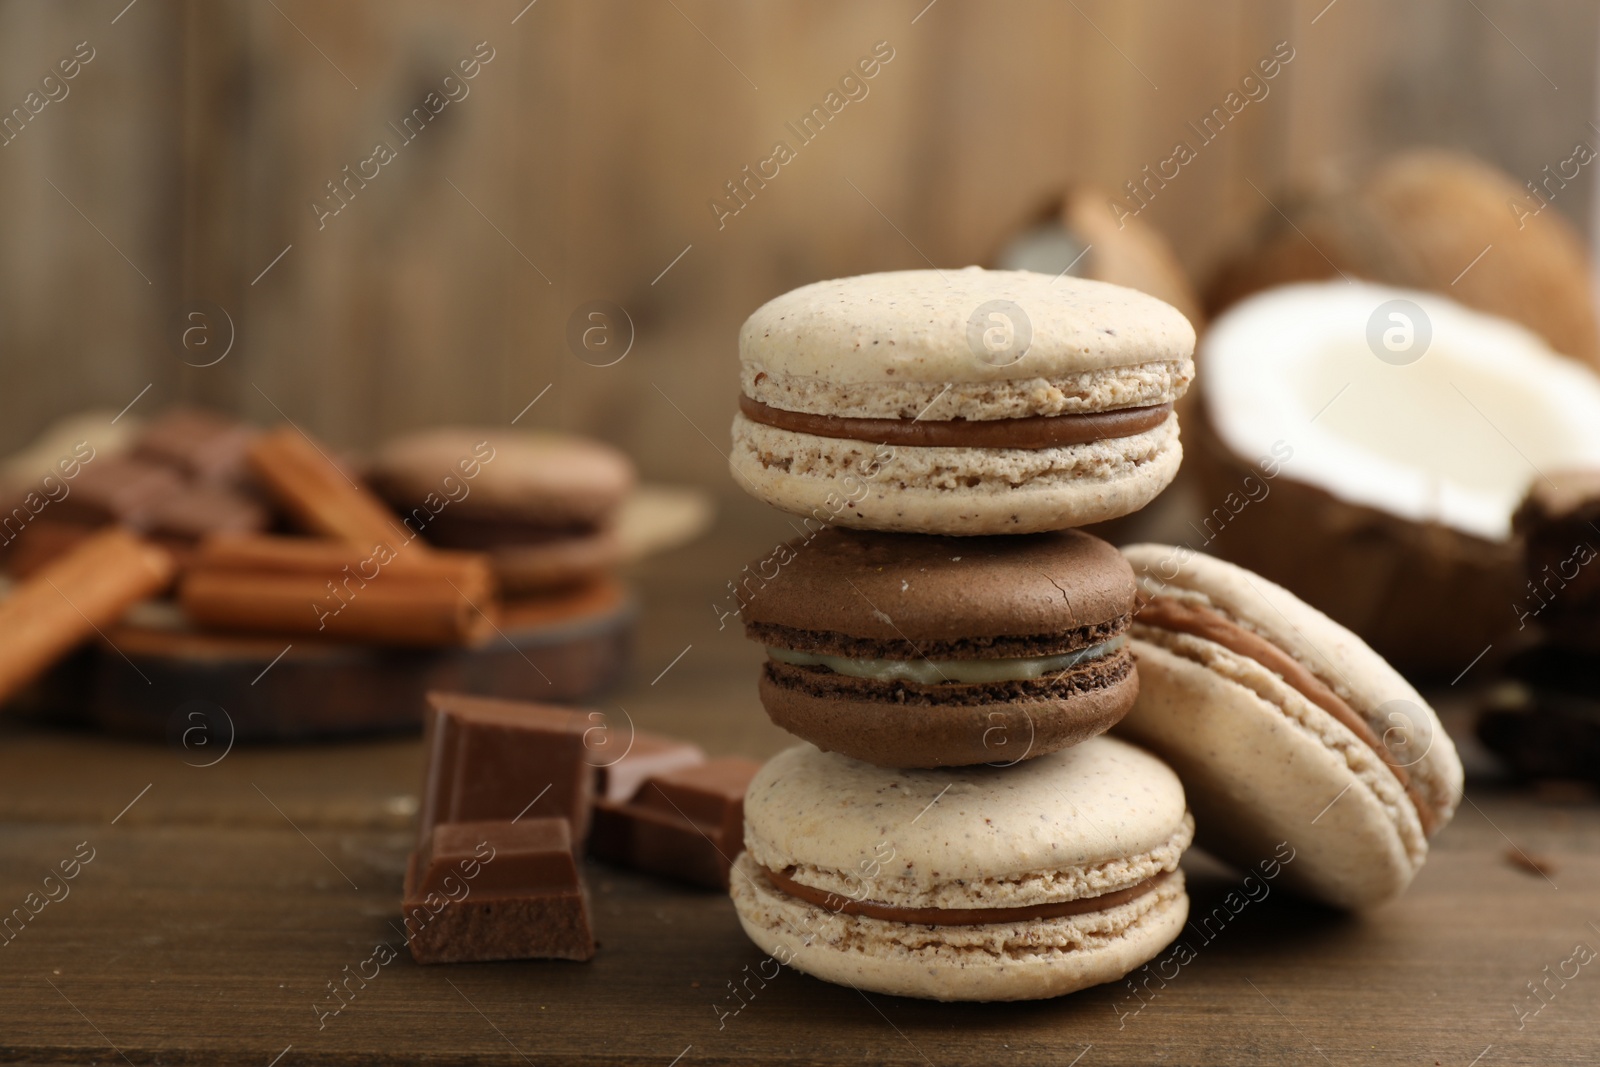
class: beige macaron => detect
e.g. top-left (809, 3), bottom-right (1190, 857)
top-left (1116, 544), bottom-right (1463, 909)
top-left (729, 268), bottom-right (1194, 535)
top-left (730, 736), bottom-right (1193, 1001)
top-left (368, 428), bottom-right (634, 592)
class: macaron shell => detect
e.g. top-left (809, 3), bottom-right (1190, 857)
top-left (730, 852), bottom-right (1189, 1002)
top-left (730, 412), bottom-right (1182, 535)
top-left (742, 527), bottom-right (1134, 644)
top-left (1119, 637), bottom-right (1423, 909)
top-left (742, 738), bottom-right (1188, 903)
top-left (369, 427), bottom-right (635, 526)
top-left (738, 268), bottom-right (1196, 384)
top-left (757, 652), bottom-right (1138, 767)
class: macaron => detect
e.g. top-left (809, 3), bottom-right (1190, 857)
top-left (730, 736), bottom-right (1193, 1002)
top-left (1116, 544), bottom-right (1463, 909)
top-left (368, 428), bottom-right (635, 593)
top-left (730, 267), bottom-right (1195, 535)
top-left (741, 527), bottom-right (1139, 767)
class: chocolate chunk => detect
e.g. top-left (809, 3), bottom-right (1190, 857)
top-left (133, 408), bottom-right (259, 485)
top-left (1513, 471), bottom-right (1600, 639)
top-left (402, 818), bottom-right (595, 964)
top-left (419, 692), bottom-right (597, 843)
top-left (46, 455), bottom-right (186, 528)
top-left (590, 757), bottom-right (760, 888)
top-left (142, 484), bottom-right (269, 542)
top-left (590, 729), bottom-right (706, 803)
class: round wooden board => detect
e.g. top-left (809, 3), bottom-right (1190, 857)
top-left (83, 580), bottom-right (635, 742)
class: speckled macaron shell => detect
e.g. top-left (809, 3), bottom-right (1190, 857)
top-left (731, 737), bottom-right (1193, 1001)
top-left (731, 268), bottom-right (1193, 535)
top-left (742, 528), bottom-right (1135, 642)
top-left (368, 427), bottom-right (635, 528)
top-left (1116, 544), bottom-right (1464, 909)
top-left (739, 268), bottom-right (1195, 384)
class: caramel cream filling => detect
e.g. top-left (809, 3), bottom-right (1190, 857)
top-left (766, 636), bottom-right (1125, 685)
top-left (763, 866), bottom-right (1170, 926)
top-left (1136, 595), bottom-right (1438, 835)
top-left (738, 394), bottom-right (1172, 450)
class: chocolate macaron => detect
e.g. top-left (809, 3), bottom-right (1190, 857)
top-left (1116, 544), bottom-right (1463, 908)
top-left (741, 527), bottom-right (1138, 767)
top-left (730, 737), bottom-right (1193, 1001)
top-left (730, 267), bottom-right (1194, 534)
top-left (369, 428), bottom-right (634, 593)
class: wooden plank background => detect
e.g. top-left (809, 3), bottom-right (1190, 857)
top-left (0, 0), bottom-right (1596, 487)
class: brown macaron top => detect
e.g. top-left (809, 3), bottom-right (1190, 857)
top-left (742, 528), bottom-right (1134, 651)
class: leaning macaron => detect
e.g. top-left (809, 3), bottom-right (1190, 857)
top-left (368, 428), bottom-right (634, 593)
top-left (1116, 544), bottom-right (1463, 909)
top-left (730, 737), bottom-right (1193, 1002)
top-left (730, 267), bottom-right (1195, 535)
top-left (741, 527), bottom-right (1139, 767)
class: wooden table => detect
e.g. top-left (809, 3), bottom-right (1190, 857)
top-left (2, 496), bottom-right (1596, 1065)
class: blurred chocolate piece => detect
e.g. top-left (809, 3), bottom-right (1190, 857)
top-left (419, 691), bottom-right (597, 843)
top-left (591, 756), bottom-right (760, 888)
top-left (590, 729), bottom-right (706, 803)
top-left (1513, 471), bottom-right (1600, 641)
top-left (402, 818), bottom-right (595, 964)
top-left (133, 408), bottom-right (259, 486)
top-left (1478, 644), bottom-right (1600, 784)
top-left (47, 455), bottom-right (185, 528)
top-left (142, 484), bottom-right (269, 542)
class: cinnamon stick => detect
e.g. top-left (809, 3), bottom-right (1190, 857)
top-left (180, 534), bottom-right (494, 646)
top-left (248, 427), bottom-right (424, 552)
top-left (0, 528), bottom-right (176, 705)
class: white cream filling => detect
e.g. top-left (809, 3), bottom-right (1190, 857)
top-left (767, 635), bottom-right (1125, 685)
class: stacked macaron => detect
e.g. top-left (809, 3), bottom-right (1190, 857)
top-left (723, 267), bottom-right (1200, 1000)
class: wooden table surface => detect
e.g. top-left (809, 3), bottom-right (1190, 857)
top-left (2, 495), bottom-right (1597, 1066)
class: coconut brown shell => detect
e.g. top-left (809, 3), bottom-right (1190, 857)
top-left (1206, 150), bottom-right (1600, 374)
top-left (1187, 393), bottom-right (1522, 680)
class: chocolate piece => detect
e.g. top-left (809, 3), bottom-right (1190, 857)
top-left (133, 408), bottom-right (259, 485)
top-left (738, 395), bottom-right (1173, 449)
top-left (591, 729), bottom-right (707, 803)
top-left (419, 692), bottom-right (596, 843)
top-left (1512, 470), bottom-right (1600, 639)
top-left (402, 818), bottom-right (595, 963)
top-left (1478, 644), bottom-right (1600, 785)
top-left (590, 757), bottom-right (760, 888)
top-left (46, 455), bottom-right (186, 528)
top-left (142, 484), bottom-right (269, 541)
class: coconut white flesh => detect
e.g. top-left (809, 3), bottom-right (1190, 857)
top-left (1202, 281), bottom-right (1600, 541)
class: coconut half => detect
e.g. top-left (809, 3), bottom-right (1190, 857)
top-left (1195, 280), bottom-right (1600, 677)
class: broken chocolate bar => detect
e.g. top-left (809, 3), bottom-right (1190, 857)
top-left (590, 756), bottom-right (760, 888)
top-left (589, 728), bottom-right (706, 803)
top-left (133, 408), bottom-right (259, 486)
top-left (419, 691), bottom-right (596, 843)
top-left (46, 455), bottom-right (186, 529)
top-left (1513, 470), bottom-right (1600, 643)
top-left (402, 818), bottom-right (595, 964)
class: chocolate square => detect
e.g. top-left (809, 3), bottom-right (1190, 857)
top-left (47, 455), bottom-right (186, 528)
top-left (403, 818), bottom-right (595, 964)
top-left (591, 729), bottom-right (706, 803)
top-left (419, 691), bottom-right (596, 843)
top-left (590, 757), bottom-right (760, 888)
top-left (133, 408), bottom-right (259, 486)
top-left (1514, 470), bottom-right (1600, 639)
